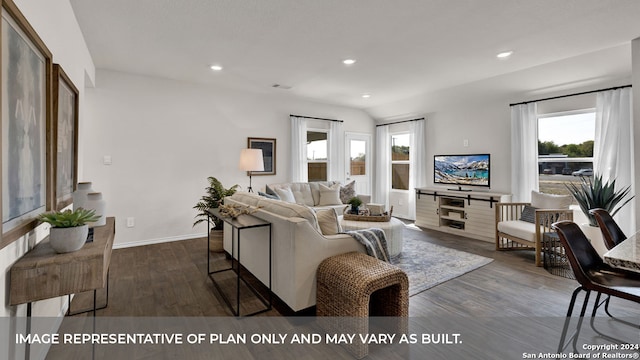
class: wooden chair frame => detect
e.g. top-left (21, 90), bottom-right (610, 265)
top-left (495, 202), bottom-right (573, 266)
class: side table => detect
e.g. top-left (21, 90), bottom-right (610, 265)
top-left (10, 217), bottom-right (115, 360)
top-left (207, 209), bottom-right (272, 316)
top-left (542, 232), bottom-right (575, 279)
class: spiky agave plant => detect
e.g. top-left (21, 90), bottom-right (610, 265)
top-left (193, 177), bottom-right (239, 229)
top-left (565, 174), bottom-right (634, 226)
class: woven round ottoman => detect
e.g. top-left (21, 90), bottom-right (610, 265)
top-left (316, 252), bottom-right (409, 358)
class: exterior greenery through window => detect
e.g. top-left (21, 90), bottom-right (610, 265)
top-left (391, 133), bottom-right (410, 190)
top-left (307, 131), bottom-right (328, 181)
top-left (350, 140), bottom-right (366, 176)
top-left (537, 111), bottom-right (595, 196)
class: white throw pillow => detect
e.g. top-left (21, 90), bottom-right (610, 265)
top-left (318, 183), bottom-right (342, 206)
top-left (530, 190), bottom-right (572, 209)
top-left (315, 208), bottom-right (342, 235)
top-left (274, 187), bottom-right (296, 203)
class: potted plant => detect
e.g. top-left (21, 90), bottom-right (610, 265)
top-left (39, 208), bottom-right (100, 253)
top-left (565, 174), bottom-right (634, 254)
top-left (565, 174), bottom-right (634, 226)
top-left (193, 177), bottom-right (238, 252)
top-left (348, 196), bottom-right (363, 215)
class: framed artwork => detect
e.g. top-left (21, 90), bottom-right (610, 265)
top-left (52, 64), bottom-right (78, 210)
top-left (248, 137), bottom-right (276, 176)
top-left (1, 0), bottom-right (53, 249)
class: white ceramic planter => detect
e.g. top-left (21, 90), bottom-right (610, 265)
top-left (85, 192), bottom-right (106, 227)
top-left (49, 225), bottom-right (89, 253)
top-left (580, 223), bottom-right (607, 258)
top-left (73, 182), bottom-right (93, 211)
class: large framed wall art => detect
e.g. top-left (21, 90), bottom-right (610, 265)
top-left (52, 64), bottom-right (78, 210)
top-left (1, 0), bottom-right (53, 249)
top-left (248, 137), bottom-right (276, 175)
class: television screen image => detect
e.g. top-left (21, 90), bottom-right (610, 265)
top-left (434, 154), bottom-right (490, 188)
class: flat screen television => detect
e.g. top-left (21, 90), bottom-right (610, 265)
top-left (434, 154), bottom-right (490, 190)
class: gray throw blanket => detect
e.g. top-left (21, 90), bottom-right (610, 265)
top-left (345, 228), bottom-right (390, 262)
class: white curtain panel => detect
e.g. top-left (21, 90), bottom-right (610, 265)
top-left (408, 119), bottom-right (427, 220)
top-left (510, 103), bottom-right (539, 202)
top-left (328, 120), bottom-right (344, 182)
top-left (290, 116), bottom-right (308, 182)
top-left (594, 88), bottom-right (635, 234)
top-left (375, 125), bottom-right (390, 207)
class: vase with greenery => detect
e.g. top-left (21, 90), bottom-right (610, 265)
top-left (565, 174), bottom-right (634, 227)
top-left (348, 197), bottom-right (363, 215)
top-left (193, 177), bottom-right (238, 252)
top-left (39, 208), bottom-right (100, 253)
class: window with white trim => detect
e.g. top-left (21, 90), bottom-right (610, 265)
top-left (537, 110), bottom-right (595, 196)
top-left (307, 130), bottom-right (328, 181)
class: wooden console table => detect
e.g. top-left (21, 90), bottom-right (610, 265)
top-left (9, 217), bottom-right (115, 360)
top-left (10, 217), bottom-right (115, 306)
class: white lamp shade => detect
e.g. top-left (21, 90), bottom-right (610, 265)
top-left (239, 148), bottom-right (265, 171)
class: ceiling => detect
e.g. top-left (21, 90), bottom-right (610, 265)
top-left (69, 0), bottom-right (640, 110)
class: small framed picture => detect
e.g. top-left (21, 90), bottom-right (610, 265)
top-left (248, 137), bottom-right (276, 176)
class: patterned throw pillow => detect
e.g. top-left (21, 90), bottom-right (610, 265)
top-left (340, 180), bottom-right (356, 204)
top-left (520, 205), bottom-right (537, 223)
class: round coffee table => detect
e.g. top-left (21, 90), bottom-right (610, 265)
top-left (340, 217), bottom-right (404, 257)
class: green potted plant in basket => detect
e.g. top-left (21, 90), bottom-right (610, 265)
top-left (193, 177), bottom-right (238, 252)
top-left (39, 208), bottom-right (100, 254)
top-left (348, 197), bottom-right (363, 215)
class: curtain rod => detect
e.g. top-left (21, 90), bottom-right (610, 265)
top-left (376, 117), bottom-right (425, 127)
top-left (509, 84), bottom-right (632, 107)
top-left (290, 114), bottom-right (344, 123)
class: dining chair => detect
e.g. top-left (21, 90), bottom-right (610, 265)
top-left (551, 221), bottom-right (640, 352)
top-left (588, 208), bottom-right (630, 324)
top-left (589, 208), bottom-right (627, 250)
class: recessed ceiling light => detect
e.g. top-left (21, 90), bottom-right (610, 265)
top-left (496, 51), bottom-right (513, 59)
top-left (362, 94), bottom-right (371, 98)
top-left (343, 59), bottom-right (356, 65)
top-left (209, 65), bottom-right (223, 71)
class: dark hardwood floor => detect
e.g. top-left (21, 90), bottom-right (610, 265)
top-left (47, 223), bottom-right (639, 359)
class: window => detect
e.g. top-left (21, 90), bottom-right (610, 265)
top-left (307, 131), bottom-right (327, 181)
top-left (391, 133), bottom-right (410, 190)
top-left (537, 111), bottom-right (595, 196)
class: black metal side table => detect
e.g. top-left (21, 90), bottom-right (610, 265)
top-left (542, 232), bottom-right (575, 279)
top-left (207, 209), bottom-right (272, 316)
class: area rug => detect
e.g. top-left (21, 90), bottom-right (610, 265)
top-left (391, 227), bottom-right (493, 296)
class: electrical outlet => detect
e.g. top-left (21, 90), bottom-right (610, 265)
top-left (463, 139), bottom-right (469, 147)
top-left (398, 199), bottom-right (404, 206)
top-left (126, 217), bottom-right (135, 228)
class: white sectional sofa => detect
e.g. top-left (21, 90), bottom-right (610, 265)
top-left (223, 186), bottom-right (370, 313)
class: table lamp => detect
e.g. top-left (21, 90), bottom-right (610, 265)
top-left (239, 148), bottom-right (264, 192)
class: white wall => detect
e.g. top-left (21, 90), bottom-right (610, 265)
top-left (1, 1), bottom-right (94, 359)
top-left (82, 69), bottom-right (375, 247)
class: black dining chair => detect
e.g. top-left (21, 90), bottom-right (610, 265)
top-left (551, 221), bottom-right (640, 352)
top-left (588, 208), bottom-right (630, 323)
top-left (589, 208), bottom-right (627, 250)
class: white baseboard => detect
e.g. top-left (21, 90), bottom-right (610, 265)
top-left (113, 233), bottom-right (206, 249)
